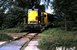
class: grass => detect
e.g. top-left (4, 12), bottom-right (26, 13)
top-left (0, 26), bottom-right (25, 41)
top-left (39, 28), bottom-right (77, 50)
top-left (0, 27), bottom-right (23, 33)
top-left (0, 33), bottom-right (13, 41)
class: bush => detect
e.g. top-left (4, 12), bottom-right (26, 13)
top-left (1, 27), bottom-right (24, 33)
top-left (1, 14), bottom-right (18, 29)
top-left (39, 28), bottom-right (77, 50)
top-left (0, 33), bottom-right (13, 41)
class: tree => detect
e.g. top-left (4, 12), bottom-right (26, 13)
top-left (0, 0), bottom-right (25, 29)
top-left (0, 10), bottom-right (4, 29)
top-left (54, 0), bottom-right (77, 31)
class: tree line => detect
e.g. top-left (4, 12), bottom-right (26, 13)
top-left (0, 0), bottom-right (77, 31)
top-left (53, 0), bottom-right (77, 31)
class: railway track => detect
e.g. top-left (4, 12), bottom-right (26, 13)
top-left (0, 32), bottom-right (39, 50)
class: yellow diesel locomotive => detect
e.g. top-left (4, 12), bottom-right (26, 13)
top-left (23, 9), bottom-right (48, 31)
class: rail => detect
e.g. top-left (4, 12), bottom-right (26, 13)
top-left (0, 32), bottom-right (39, 50)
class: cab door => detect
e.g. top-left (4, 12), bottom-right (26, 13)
top-left (43, 12), bottom-right (48, 24)
top-left (41, 12), bottom-right (48, 25)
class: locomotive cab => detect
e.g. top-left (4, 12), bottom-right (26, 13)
top-left (28, 9), bottom-right (38, 24)
top-left (24, 9), bottom-right (43, 31)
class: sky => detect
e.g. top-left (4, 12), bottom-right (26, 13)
top-left (40, 0), bottom-right (54, 14)
top-left (0, 0), bottom-right (54, 14)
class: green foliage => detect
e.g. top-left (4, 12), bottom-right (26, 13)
top-left (1, 14), bottom-right (16, 29)
top-left (1, 26), bottom-right (24, 33)
top-left (39, 28), bottom-right (77, 50)
top-left (0, 12), bottom-right (4, 28)
top-left (54, 0), bottom-right (77, 30)
top-left (0, 33), bottom-right (13, 41)
top-left (0, 0), bottom-right (25, 30)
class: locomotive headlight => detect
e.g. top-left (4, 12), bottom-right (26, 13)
top-left (39, 21), bottom-right (40, 23)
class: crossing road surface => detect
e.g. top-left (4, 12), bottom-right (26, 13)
top-left (0, 38), bottom-right (29, 50)
top-left (0, 33), bottom-right (40, 50)
top-left (24, 41), bottom-right (40, 50)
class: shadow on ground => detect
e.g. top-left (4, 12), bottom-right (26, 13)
top-left (0, 32), bottom-right (13, 41)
